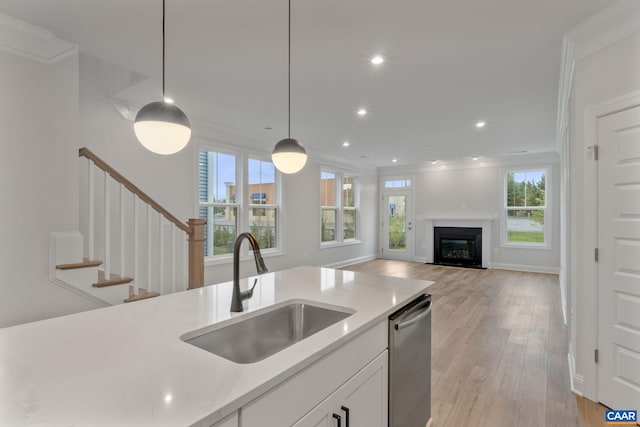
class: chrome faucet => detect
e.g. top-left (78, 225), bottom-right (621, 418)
top-left (231, 232), bottom-right (269, 312)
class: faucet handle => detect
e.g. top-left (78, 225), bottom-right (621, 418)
top-left (241, 278), bottom-right (259, 300)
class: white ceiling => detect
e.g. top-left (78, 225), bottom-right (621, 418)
top-left (0, 0), bottom-right (616, 167)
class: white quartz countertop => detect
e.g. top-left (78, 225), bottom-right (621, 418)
top-left (0, 266), bottom-right (431, 426)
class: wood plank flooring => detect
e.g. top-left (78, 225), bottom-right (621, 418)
top-left (340, 259), bottom-right (608, 427)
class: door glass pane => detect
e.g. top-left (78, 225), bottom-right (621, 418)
top-left (388, 195), bottom-right (406, 251)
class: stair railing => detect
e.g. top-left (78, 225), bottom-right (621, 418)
top-left (79, 147), bottom-right (205, 295)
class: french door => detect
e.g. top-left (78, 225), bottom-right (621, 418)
top-left (381, 191), bottom-right (413, 261)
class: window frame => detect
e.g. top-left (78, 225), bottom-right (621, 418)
top-left (198, 144), bottom-right (282, 264)
top-left (501, 166), bottom-right (551, 249)
top-left (320, 167), bottom-right (361, 248)
top-left (246, 154), bottom-right (281, 254)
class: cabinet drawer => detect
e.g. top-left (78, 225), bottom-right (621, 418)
top-left (241, 321), bottom-right (387, 427)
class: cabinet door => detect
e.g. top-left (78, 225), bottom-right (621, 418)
top-left (294, 351), bottom-right (388, 427)
top-left (340, 352), bottom-right (388, 427)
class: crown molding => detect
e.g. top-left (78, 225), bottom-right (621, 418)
top-left (0, 12), bottom-right (77, 63)
top-left (192, 116), bottom-right (379, 175)
top-left (557, 0), bottom-right (640, 149)
top-left (378, 151), bottom-right (560, 176)
top-left (565, 0), bottom-right (640, 61)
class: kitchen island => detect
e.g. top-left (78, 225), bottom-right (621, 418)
top-left (0, 266), bottom-right (431, 426)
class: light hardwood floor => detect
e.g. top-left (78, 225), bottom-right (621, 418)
top-left (341, 259), bottom-right (608, 427)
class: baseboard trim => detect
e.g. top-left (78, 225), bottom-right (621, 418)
top-left (323, 254), bottom-right (378, 269)
top-left (491, 263), bottom-right (560, 274)
top-left (568, 350), bottom-right (584, 396)
top-left (49, 278), bottom-right (111, 307)
top-left (413, 257), bottom-right (427, 263)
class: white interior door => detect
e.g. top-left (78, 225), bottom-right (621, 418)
top-left (597, 106), bottom-right (640, 413)
top-left (381, 191), bottom-right (413, 261)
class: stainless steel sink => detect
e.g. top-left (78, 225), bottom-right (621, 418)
top-left (181, 302), bottom-right (353, 364)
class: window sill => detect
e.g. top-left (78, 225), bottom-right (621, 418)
top-left (500, 242), bottom-right (551, 251)
top-left (319, 240), bottom-right (362, 250)
top-left (204, 249), bottom-right (285, 267)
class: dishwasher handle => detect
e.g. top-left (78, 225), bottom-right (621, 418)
top-left (394, 299), bottom-right (431, 331)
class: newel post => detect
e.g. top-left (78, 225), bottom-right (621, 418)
top-left (187, 218), bottom-right (206, 289)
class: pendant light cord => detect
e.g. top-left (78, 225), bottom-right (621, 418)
top-left (287, 0), bottom-right (291, 138)
top-left (162, 0), bottom-right (166, 99)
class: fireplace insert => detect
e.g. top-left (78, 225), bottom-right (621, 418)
top-left (433, 227), bottom-right (482, 268)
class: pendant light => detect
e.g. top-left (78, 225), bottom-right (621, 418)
top-left (272, 0), bottom-right (307, 174)
top-left (134, 0), bottom-right (191, 155)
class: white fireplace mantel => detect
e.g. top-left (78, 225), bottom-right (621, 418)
top-left (425, 217), bottom-right (494, 268)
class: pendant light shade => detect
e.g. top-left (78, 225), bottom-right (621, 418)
top-left (272, 138), bottom-right (307, 174)
top-left (134, 101), bottom-right (191, 155)
top-left (134, 0), bottom-right (191, 155)
top-left (272, 0), bottom-right (307, 174)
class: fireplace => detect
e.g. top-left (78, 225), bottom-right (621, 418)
top-left (433, 227), bottom-right (482, 268)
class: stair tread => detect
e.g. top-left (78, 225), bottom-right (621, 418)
top-left (93, 271), bottom-right (134, 288)
top-left (56, 258), bottom-right (102, 270)
top-left (124, 290), bottom-right (160, 303)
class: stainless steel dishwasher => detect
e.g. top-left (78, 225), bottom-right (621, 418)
top-left (389, 293), bottom-right (432, 427)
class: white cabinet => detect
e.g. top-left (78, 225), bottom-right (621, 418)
top-left (293, 351), bottom-right (388, 427)
top-left (242, 321), bottom-right (387, 427)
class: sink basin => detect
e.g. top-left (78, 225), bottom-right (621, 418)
top-left (182, 302), bottom-right (353, 364)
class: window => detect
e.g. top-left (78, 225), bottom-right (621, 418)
top-left (321, 172), bottom-right (337, 243)
top-left (321, 169), bottom-right (359, 245)
top-left (343, 175), bottom-right (356, 240)
top-left (248, 158), bottom-right (277, 249)
top-left (504, 168), bottom-right (548, 246)
top-left (199, 149), bottom-right (280, 258)
top-left (384, 179), bottom-right (411, 189)
top-left (198, 150), bottom-right (238, 256)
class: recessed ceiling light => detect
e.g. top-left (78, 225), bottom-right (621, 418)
top-left (475, 121), bottom-right (486, 128)
top-left (472, 156), bottom-right (480, 160)
top-left (430, 160), bottom-right (438, 164)
top-left (392, 158), bottom-right (398, 163)
top-left (343, 141), bottom-right (350, 147)
top-left (371, 55), bottom-right (384, 65)
top-left (357, 109), bottom-right (367, 116)
top-left (163, 97), bottom-right (174, 104)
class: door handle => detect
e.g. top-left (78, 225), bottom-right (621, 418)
top-left (332, 413), bottom-right (342, 427)
top-left (341, 406), bottom-right (350, 427)
top-left (395, 299), bottom-right (432, 330)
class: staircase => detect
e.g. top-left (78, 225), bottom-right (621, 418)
top-left (50, 148), bottom-right (205, 306)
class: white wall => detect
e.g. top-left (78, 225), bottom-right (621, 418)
top-left (77, 54), bottom-right (380, 288)
top-left (568, 28), bottom-right (640, 399)
top-left (0, 51), bottom-right (102, 328)
top-left (383, 156), bottom-right (561, 273)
